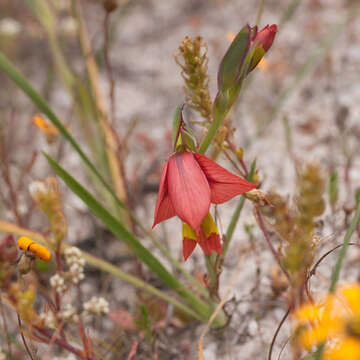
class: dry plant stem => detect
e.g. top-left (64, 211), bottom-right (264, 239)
top-left (35, 326), bottom-right (86, 359)
top-left (268, 307), bottom-right (290, 360)
top-left (104, 11), bottom-right (116, 125)
top-left (198, 255), bottom-right (244, 358)
top-left (42, 322), bottom-right (65, 359)
top-left (75, 0), bottom-right (129, 219)
top-left (254, 208), bottom-right (290, 280)
top-left (79, 319), bottom-right (91, 360)
top-left (226, 137), bottom-right (248, 177)
top-left (17, 313), bottom-right (35, 360)
top-left (307, 243), bottom-right (359, 284)
top-left (255, 0), bottom-right (265, 26)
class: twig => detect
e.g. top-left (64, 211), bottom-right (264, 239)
top-left (268, 307), bottom-right (290, 360)
top-left (198, 255), bottom-right (244, 359)
top-left (254, 208), bottom-right (290, 280)
top-left (104, 11), bottom-right (116, 125)
top-left (17, 313), bottom-right (35, 360)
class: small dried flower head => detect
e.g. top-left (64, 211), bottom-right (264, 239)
top-left (28, 180), bottom-right (47, 200)
top-left (29, 177), bottom-right (68, 244)
top-left (83, 296), bottom-right (109, 316)
top-left (103, 0), bottom-right (118, 12)
top-left (59, 304), bottom-right (78, 323)
top-left (64, 247), bottom-right (85, 284)
top-left (59, 17), bottom-right (77, 36)
top-left (0, 18), bottom-right (21, 36)
top-left (50, 274), bottom-right (66, 294)
top-left (39, 311), bottom-right (57, 329)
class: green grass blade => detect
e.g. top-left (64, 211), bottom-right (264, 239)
top-left (0, 52), bottom-right (118, 207)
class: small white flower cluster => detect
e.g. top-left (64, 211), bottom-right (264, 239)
top-left (59, 303), bottom-right (78, 323)
top-left (0, 18), bottom-right (21, 36)
top-left (64, 247), bottom-right (85, 284)
top-left (50, 274), bottom-right (66, 294)
top-left (39, 312), bottom-right (57, 329)
top-left (83, 297), bottom-right (109, 316)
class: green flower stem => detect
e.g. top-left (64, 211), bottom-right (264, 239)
top-left (223, 196), bottom-right (246, 257)
top-left (198, 102), bottom-right (228, 154)
top-left (222, 161), bottom-right (256, 259)
top-left (329, 200), bottom-right (360, 293)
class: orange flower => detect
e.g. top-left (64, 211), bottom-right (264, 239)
top-left (293, 284), bottom-right (360, 359)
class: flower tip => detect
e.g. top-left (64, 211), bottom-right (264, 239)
top-left (183, 238), bottom-right (197, 261)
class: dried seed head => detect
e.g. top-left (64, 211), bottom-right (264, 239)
top-left (174, 36), bottom-right (212, 122)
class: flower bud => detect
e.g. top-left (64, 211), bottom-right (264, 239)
top-left (252, 24), bottom-right (277, 52)
top-left (248, 24), bottom-right (277, 72)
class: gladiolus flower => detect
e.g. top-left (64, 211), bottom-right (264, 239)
top-left (153, 151), bottom-right (257, 259)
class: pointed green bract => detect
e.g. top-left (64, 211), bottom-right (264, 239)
top-left (217, 26), bottom-right (250, 92)
top-left (172, 104), bottom-right (184, 148)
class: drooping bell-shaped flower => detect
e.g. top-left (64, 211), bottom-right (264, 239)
top-left (153, 151), bottom-right (257, 259)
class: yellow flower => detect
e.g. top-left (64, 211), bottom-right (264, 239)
top-left (293, 284), bottom-right (360, 359)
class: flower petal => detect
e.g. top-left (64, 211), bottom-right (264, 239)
top-left (152, 161), bottom-right (176, 228)
top-left (183, 238), bottom-right (197, 261)
top-left (197, 230), bottom-right (212, 255)
top-left (194, 153), bottom-right (257, 204)
top-left (207, 233), bottom-right (222, 255)
top-left (167, 152), bottom-right (211, 230)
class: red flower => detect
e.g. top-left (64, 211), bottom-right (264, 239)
top-left (153, 151), bottom-right (257, 259)
top-left (252, 24), bottom-right (277, 52)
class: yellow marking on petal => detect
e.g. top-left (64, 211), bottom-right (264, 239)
top-left (201, 213), bottom-right (218, 238)
top-left (183, 223), bottom-right (197, 242)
